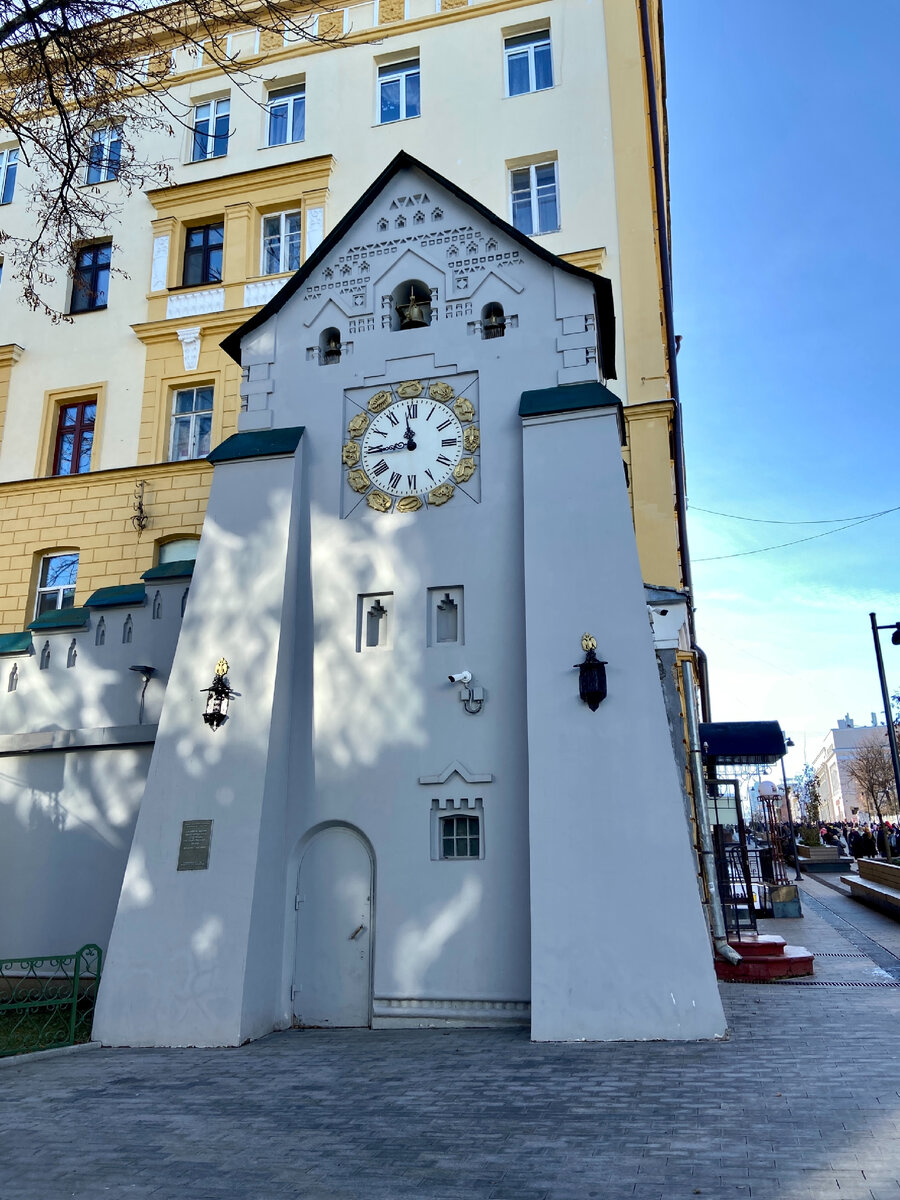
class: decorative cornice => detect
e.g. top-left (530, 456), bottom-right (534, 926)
top-left (146, 155), bottom-right (335, 216)
top-left (418, 760), bottom-right (493, 785)
top-left (0, 458), bottom-right (210, 499)
top-left (131, 308), bottom-right (252, 344)
top-left (0, 344), bottom-right (24, 368)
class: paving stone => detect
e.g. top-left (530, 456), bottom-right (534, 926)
top-left (3, 881), bottom-right (900, 1197)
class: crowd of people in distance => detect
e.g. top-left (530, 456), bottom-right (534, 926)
top-left (789, 821), bottom-right (899, 864)
top-left (747, 819), bottom-right (900, 868)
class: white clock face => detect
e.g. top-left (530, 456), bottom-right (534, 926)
top-left (361, 400), bottom-right (464, 497)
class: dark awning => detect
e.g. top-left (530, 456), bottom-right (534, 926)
top-left (698, 720), bottom-right (786, 766)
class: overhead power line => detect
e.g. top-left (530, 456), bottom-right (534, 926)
top-left (693, 512), bottom-right (889, 563)
top-left (689, 502), bottom-right (900, 526)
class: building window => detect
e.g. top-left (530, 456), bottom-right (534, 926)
top-left (86, 127), bottom-right (122, 183)
top-left (70, 242), bottom-right (111, 312)
top-left (504, 30), bottom-right (553, 96)
top-left (183, 223), bottom-right (223, 286)
top-left (170, 386), bottom-right (213, 460)
top-left (159, 538), bottom-right (199, 563)
top-left (267, 85), bottom-right (305, 146)
top-left (441, 814), bottom-right (480, 860)
top-left (35, 553), bottom-right (79, 617)
top-left (191, 97), bottom-right (229, 162)
top-left (510, 162), bottom-right (559, 235)
top-left (0, 148), bottom-right (18, 204)
top-left (378, 60), bottom-right (420, 124)
top-left (53, 400), bottom-right (95, 475)
top-left (261, 211), bottom-right (301, 274)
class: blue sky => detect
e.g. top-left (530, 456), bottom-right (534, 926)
top-left (664, 2), bottom-right (900, 774)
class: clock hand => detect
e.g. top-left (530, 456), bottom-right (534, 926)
top-left (368, 441), bottom-right (407, 452)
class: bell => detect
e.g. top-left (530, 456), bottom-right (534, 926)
top-left (323, 331), bottom-right (342, 364)
top-left (397, 286), bottom-right (429, 329)
top-left (482, 304), bottom-right (505, 339)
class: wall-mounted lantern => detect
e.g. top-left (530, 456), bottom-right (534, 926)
top-left (575, 633), bottom-right (607, 712)
top-left (201, 658), bottom-right (238, 731)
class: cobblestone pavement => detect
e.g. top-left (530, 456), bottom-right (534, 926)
top-left (4, 882), bottom-right (900, 1200)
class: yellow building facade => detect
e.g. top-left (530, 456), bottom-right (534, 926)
top-left (0, 0), bottom-right (682, 630)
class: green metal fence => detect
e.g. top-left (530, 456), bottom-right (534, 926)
top-left (0, 944), bottom-right (102, 1057)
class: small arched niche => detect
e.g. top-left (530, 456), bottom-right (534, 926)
top-left (319, 327), bottom-right (342, 365)
top-left (481, 302), bottom-right (506, 340)
top-left (391, 279), bottom-right (432, 331)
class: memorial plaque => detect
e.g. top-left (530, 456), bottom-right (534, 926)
top-left (177, 820), bottom-right (213, 871)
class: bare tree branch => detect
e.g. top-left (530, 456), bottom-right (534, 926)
top-left (0, 0), bottom-right (344, 318)
top-left (848, 731), bottom-right (898, 840)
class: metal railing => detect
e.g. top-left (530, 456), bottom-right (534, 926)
top-left (0, 944), bottom-right (102, 1057)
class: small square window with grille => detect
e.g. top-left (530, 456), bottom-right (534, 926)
top-left (441, 814), bottom-right (480, 859)
top-left (430, 798), bottom-right (484, 860)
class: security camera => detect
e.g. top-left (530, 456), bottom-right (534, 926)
top-left (448, 671), bottom-right (472, 685)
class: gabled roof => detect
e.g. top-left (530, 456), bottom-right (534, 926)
top-left (221, 151), bottom-right (616, 377)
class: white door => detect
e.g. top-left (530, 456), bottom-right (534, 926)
top-left (293, 826), bottom-right (373, 1027)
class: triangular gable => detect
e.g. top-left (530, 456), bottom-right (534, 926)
top-left (221, 151), bottom-right (615, 377)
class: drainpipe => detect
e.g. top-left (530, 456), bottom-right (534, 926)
top-left (638, 0), bottom-right (710, 720)
top-left (682, 660), bottom-right (741, 964)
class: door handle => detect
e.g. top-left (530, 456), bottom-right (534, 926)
top-left (349, 924), bottom-right (365, 940)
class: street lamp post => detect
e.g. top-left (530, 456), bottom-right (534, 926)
top-left (869, 613), bottom-right (900, 825)
top-left (780, 736), bottom-right (802, 882)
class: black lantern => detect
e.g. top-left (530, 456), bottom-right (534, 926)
top-left (575, 633), bottom-right (607, 712)
top-left (396, 285), bottom-right (430, 329)
top-left (202, 658), bottom-right (238, 731)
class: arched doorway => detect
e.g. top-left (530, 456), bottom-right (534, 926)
top-left (293, 825), bottom-right (373, 1027)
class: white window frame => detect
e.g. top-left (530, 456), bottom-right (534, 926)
top-left (509, 160), bottom-right (560, 236)
top-left (430, 799), bottom-right (485, 861)
top-left (377, 59), bottom-right (420, 124)
top-left (85, 126), bottom-right (122, 184)
top-left (266, 85), bottom-right (306, 146)
top-left (0, 147), bottom-right (19, 205)
top-left (261, 210), bottom-right (303, 275)
top-left (169, 386), bottom-right (214, 461)
top-left (190, 97), bottom-right (230, 162)
top-left (34, 552), bottom-right (79, 618)
top-left (504, 30), bottom-right (553, 97)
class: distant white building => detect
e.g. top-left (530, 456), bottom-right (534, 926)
top-left (813, 714), bottom-right (897, 823)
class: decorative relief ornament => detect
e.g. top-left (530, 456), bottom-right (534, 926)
top-left (581, 633), bottom-right (597, 653)
top-left (453, 458), bottom-right (476, 484)
top-left (396, 380), bottom-right (424, 399)
top-left (347, 412), bottom-right (369, 438)
top-left (429, 381), bottom-right (455, 403)
top-left (341, 441), bottom-right (361, 467)
top-left (366, 490), bottom-right (392, 512)
top-left (347, 469), bottom-right (370, 494)
top-left (463, 426), bottom-right (480, 453)
top-left (453, 396), bottom-right (475, 424)
top-left (368, 390), bottom-right (392, 414)
top-left (215, 658), bottom-right (229, 676)
top-left (428, 483), bottom-right (454, 506)
top-left (396, 495), bottom-right (423, 513)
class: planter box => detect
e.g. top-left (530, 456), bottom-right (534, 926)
top-left (797, 845), bottom-right (840, 861)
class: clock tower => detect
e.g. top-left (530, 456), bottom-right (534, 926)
top-left (94, 154), bottom-right (725, 1047)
